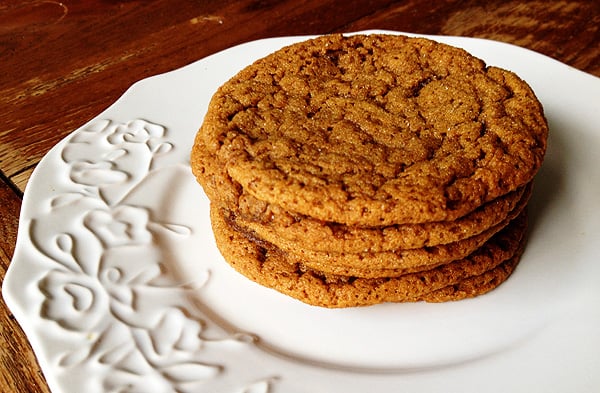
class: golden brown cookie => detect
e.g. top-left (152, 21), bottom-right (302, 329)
top-left (228, 198), bottom-right (527, 279)
top-left (210, 204), bottom-right (527, 308)
top-left (234, 183), bottom-right (531, 254)
top-left (229, 203), bottom-right (521, 277)
top-left (192, 33), bottom-right (548, 226)
top-left (420, 253), bottom-right (521, 302)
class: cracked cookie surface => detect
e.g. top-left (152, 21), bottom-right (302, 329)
top-left (193, 33), bottom-right (547, 226)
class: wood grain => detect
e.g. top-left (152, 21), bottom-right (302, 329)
top-left (1, 1), bottom-right (598, 391)
top-left (0, 178), bottom-right (50, 393)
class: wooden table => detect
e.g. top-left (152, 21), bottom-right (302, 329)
top-left (1, 1), bottom-right (598, 391)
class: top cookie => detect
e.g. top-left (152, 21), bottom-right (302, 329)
top-left (194, 33), bottom-right (548, 226)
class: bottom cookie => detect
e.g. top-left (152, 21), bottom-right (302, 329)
top-left (419, 254), bottom-right (520, 302)
top-left (210, 204), bottom-right (527, 308)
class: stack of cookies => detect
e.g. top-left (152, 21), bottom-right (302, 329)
top-left (191, 34), bottom-right (548, 308)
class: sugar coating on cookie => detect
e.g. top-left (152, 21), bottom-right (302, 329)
top-left (194, 34), bottom-right (548, 226)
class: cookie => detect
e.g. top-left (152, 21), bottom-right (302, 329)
top-left (210, 204), bottom-right (527, 308)
top-left (192, 33), bottom-right (548, 226)
top-left (285, 194), bottom-right (526, 279)
top-left (228, 200), bottom-right (527, 279)
top-left (234, 183), bottom-right (531, 254)
top-left (420, 253), bottom-right (521, 302)
top-left (229, 203), bottom-right (521, 276)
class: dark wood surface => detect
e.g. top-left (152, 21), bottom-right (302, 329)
top-left (1, 1), bottom-right (598, 391)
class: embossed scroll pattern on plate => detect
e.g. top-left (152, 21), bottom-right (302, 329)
top-left (30, 119), bottom-right (275, 393)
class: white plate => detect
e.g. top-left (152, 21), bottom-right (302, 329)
top-left (4, 30), bottom-right (600, 393)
